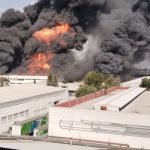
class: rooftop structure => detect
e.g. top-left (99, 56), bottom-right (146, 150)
top-left (0, 75), bottom-right (81, 99)
top-left (48, 107), bottom-right (150, 149)
top-left (122, 76), bottom-right (150, 88)
top-left (74, 89), bottom-right (124, 109)
top-left (93, 87), bottom-right (145, 111)
top-left (123, 91), bottom-right (150, 114)
top-left (0, 84), bottom-right (66, 106)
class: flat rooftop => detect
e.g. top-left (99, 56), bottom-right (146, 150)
top-left (50, 107), bottom-right (150, 129)
top-left (122, 76), bottom-right (150, 88)
top-left (73, 89), bottom-right (126, 109)
top-left (123, 91), bottom-right (150, 114)
top-left (0, 84), bottom-right (66, 105)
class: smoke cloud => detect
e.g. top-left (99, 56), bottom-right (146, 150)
top-left (95, 0), bottom-right (150, 75)
top-left (0, 0), bottom-right (149, 81)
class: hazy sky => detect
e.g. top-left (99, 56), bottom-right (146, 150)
top-left (0, 0), bottom-right (33, 14)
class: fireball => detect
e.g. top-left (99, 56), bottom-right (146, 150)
top-left (33, 24), bottom-right (70, 45)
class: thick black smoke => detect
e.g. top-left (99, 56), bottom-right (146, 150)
top-left (0, 0), bottom-right (107, 76)
top-left (0, 9), bottom-right (31, 74)
top-left (0, 0), bottom-right (149, 81)
top-left (95, 0), bottom-right (150, 74)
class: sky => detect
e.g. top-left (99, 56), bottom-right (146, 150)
top-left (0, 0), bottom-right (33, 14)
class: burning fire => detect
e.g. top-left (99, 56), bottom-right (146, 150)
top-left (33, 24), bottom-right (70, 45)
top-left (28, 52), bottom-right (53, 75)
top-left (28, 23), bottom-right (70, 75)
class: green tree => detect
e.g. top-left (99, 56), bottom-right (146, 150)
top-left (104, 74), bottom-right (120, 88)
top-left (84, 71), bottom-right (104, 90)
top-left (140, 78), bottom-right (150, 89)
top-left (47, 74), bottom-right (59, 87)
top-left (76, 85), bottom-right (97, 98)
top-left (47, 73), bottom-right (54, 86)
top-left (140, 78), bottom-right (149, 87)
top-left (0, 78), bottom-right (3, 87)
top-left (0, 77), bottom-right (9, 87)
top-left (53, 76), bottom-right (58, 87)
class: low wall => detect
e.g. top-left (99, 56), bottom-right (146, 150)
top-left (56, 86), bottom-right (128, 107)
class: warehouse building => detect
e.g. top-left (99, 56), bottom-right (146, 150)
top-left (0, 84), bottom-right (68, 133)
top-left (0, 75), bottom-right (47, 85)
top-left (48, 107), bottom-right (150, 149)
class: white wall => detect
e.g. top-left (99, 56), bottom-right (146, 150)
top-left (0, 90), bottom-right (68, 133)
top-left (12, 125), bottom-right (21, 136)
top-left (48, 108), bottom-right (150, 149)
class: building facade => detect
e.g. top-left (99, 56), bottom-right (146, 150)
top-left (0, 85), bottom-right (68, 133)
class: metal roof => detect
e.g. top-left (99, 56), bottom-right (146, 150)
top-left (93, 87), bottom-right (145, 109)
top-left (109, 87), bottom-right (145, 108)
top-left (0, 84), bottom-right (67, 105)
top-left (74, 90), bottom-right (122, 109)
top-left (93, 88), bottom-right (135, 106)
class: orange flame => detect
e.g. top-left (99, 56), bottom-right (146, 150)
top-left (29, 24), bottom-right (70, 75)
top-left (33, 24), bottom-right (70, 45)
top-left (28, 52), bottom-right (53, 75)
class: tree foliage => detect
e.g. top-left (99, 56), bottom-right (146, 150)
top-left (140, 78), bottom-right (150, 89)
top-left (84, 71), bottom-right (120, 90)
top-left (47, 74), bottom-right (58, 87)
top-left (53, 76), bottom-right (58, 87)
top-left (0, 77), bottom-right (10, 87)
top-left (104, 74), bottom-right (121, 88)
top-left (84, 71), bottom-right (104, 90)
top-left (76, 85), bottom-right (97, 98)
top-left (76, 71), bottom-right (121, 98)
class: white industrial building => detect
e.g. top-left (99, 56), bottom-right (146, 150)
top-left (0, 84), bottom-right (68, 133)
top-left (0, 75), bottom-right (47, 85)
top-left (48, 107), bottom-right (150, 149)
top-left (0, 75), bottom-right (81, 99)
top-left (93, 87), bottom-right (145, 111)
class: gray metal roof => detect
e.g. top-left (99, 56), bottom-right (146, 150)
top-left (0, 84), bottom-right (67, 105)
top-left (93, 87), bottom-right (145, 109)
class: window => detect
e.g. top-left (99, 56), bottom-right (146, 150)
top-left (8, 115), bottom-right (13, 121)
top-left (20, 111), bottom-right (24, 117)
top-left (1, 116), bottom-right (7, 123)
top-left (14, 113), bottom-right (18, 119)
top-left (25, 110), bottom-right (29, 117)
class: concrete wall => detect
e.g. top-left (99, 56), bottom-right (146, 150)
top-left (48, 107), bottom-right (150, 149)
top-left (0, 90), bottom-right (68, 133)
top-left (12, 125), bottom-right (21, 136)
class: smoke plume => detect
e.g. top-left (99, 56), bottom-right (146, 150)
top-left (95, 0), bottom-right (150, 74)
top-left (0, 0), bottom-right (149, 81)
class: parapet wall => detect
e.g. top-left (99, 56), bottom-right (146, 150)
top-left (56, 86), bottom-right (128, 107)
